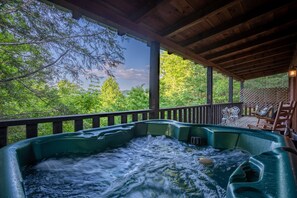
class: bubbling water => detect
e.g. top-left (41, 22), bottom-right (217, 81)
top-left (24, 136), bottom-right (250, 198)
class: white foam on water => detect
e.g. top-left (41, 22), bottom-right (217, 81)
top-left (24, 136), bottom-right (250, 198)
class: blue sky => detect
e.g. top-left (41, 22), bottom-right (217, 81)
top-left (82, 36), bottom-right (150, 91)
top-left (115, 37), bottom-right (150, 90)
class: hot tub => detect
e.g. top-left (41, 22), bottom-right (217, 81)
top-left (0, 120), bottom-right (296, 197)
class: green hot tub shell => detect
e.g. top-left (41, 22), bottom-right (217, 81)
top-left (0, 120), bottom-right (297, 198)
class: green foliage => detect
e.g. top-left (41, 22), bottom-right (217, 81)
top-left (159, 52), bottom-right (241, 107)
top-left (160, 52), bottom-right (207, 107)
top-left (125, 85), bottom-right (149, 110)
top-left (99, 77), bottom-right (125, 112)
top-left (213, 71), bottom-right (229, 104)
top-left (244, 73), bottom-right (288, 89)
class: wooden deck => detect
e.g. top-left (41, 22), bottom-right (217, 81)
top-left (227, 116), bottom-right (258, 129)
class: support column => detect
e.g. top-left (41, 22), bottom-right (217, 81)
top-left (149, 41), bottom-right (160, 119)
top-left (207, 66), bottom-right (213, 124)
top-left (229, 77), bottom-right (233, 103)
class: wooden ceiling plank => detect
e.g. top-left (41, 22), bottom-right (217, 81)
top-left (240, 67), bottom-right (288, 80)
top-left (180, 0), bottom-right (295, 47)
top-left (129, 0), bottom-right (167, 23)
top-left (213, 42), bottom-right (294, 64)
top-left (230, 59), bottom-right (290, 73)
top-left (159, 0), bottom-right (237, 37)
top-left (223, 50), bottom-right (292, 68)
top-left (234, 64), bottom-right (288, 76)
top-left (234, 63), bottom-right (288, 76)
top-left (206, 30), bottom-right (297, 60)
top-left (232, 60), bottom-right (289, 74)
top-left (47, 0), bottom-right (243, 81)
top-left (196, 12), bottom-right (297, 54)
top-left (228, 52), bottom-right (292, 69)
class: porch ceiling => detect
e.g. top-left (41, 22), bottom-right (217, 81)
top-left (47, 0), bottom-right (297, 81)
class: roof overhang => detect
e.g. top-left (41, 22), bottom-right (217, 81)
top-left (46, 0), bottom-right (297, 81)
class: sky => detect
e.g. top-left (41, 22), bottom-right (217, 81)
top-left (82, 36), bottom-right (150, 91)
top-left (115, 37), bottom-right (150, 90)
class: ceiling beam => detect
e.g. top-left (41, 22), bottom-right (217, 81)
top-left (180, 0), bottom-right (295, 47)
top-left (206, 30), bottom-right (297, 60)
top-left (129, 0), bottom-right (167, 23)
top-left (196, 12), bottom-right (297, 54)
top-left (213, 42), bottom-right (295, 64)
top-left (159, 0), bottom-right (238, 37)
top-left (222, 50), bottom-right (292, 68)
top-left (47, 0), bottom-right (243, 81)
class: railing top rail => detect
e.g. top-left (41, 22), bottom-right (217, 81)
top-left (212, 102), bottom-right (243, 106)
top-left (160, 104), bottom-right (211, 111)
top-left (0, 109), bottom-right (152, 127)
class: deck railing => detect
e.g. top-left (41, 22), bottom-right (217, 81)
top-left (0, 102), bottom-right (243, 148)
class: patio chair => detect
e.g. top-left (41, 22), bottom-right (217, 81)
top-left (247, 101), bottom-right (296, 133)
top-left (252, 105), bottom-right (273, 117)
top-left (221, 106), bottom-right (240, 126)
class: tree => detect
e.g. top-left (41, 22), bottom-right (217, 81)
top-left (244, 73), bottom-right (288, 89)
top-left (0, 0), bottom-right (125, 118)
top-left (126, 85), bottom-right (149, 110)
top-left (160, 52), bottom-right (206, 107)
top-left (0, 0), bottom-right (124, 83)
top-left (99, 77), bottom-right (124, 112)
top-left (213, 71), bottom-right (229, 103)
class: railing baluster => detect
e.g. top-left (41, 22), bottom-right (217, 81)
top-left (0, 127), bottom-right (7, 148)
top-left (192, 107), bottom-right (195, 123)
top-left (142, 112), bottom-right (147, 120)
top-left (108, 115), bottom-right (114, 126)
top-left (92, 116), bottom-right (100, 128)
top-left (75, 119), bottom-right (83, 131)
top-left (197, 107), bottom-right (201, 123)
top-left (183, 108), bottom-right (187, 122)
top-left (53, 121), bottom-right (63, 134)
top-left (214, 105), bottom-right (217, 124)
top-left (167, 110), bottom-right (172, 120)
top-left (178, 109), bottom-right (183, 121)
top-left (201, 107), bottom-right (203, 123)
top-left (160, 110), bottom-right (165, 119)
top-left (193, 107), bottom-right (196, 123)
top-left (173, 109), bottom-right (177, 120)
top-left (26, 124), bottom-right (38, 138)
top-left (188, 108), bottom-right (192, 123)
top-left (132, 113), bottom-right (138, 122)
top-left (121, 114), bottom-right (127, 123)
top-left (202, 106), bottom-right (205, 123)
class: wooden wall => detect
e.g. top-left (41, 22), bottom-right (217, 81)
top-left (289, 44), bottom-right (297, 131)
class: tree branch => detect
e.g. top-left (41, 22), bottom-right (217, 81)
top-left (0, 0), bottom-right (34, 14)
top-left (0, 50), bottom-right (69, 83)
top-left (0, 32), bottom-right (105, 46)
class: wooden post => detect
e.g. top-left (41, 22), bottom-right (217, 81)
top-left (0, 127), bottom-right (7, 148)
top-left (26, 124), bottom-right (38, 139)
top-left (229, 77), bottom-right (233, 103)
top-left (207, 66), bottom-right (213, 124)
top-left (149, 41), bottom-right (160, 119)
